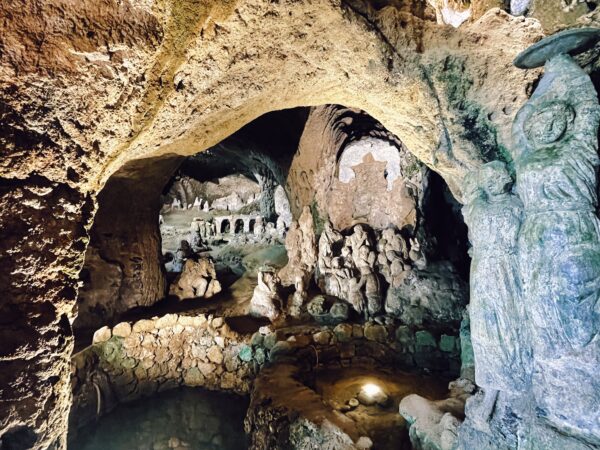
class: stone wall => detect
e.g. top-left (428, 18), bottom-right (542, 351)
top-left (71, 311), bottom-right (463, 435)
top-left (244, 321), bottom-right (463, 450)
top-left (70, 313), bottom-right (257, 431)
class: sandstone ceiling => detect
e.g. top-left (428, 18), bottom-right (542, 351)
top-left (1, 0), bottom-right (546, 201)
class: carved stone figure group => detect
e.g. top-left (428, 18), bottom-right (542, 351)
top-left (317, 221), bottom-right (422, 320)
top-left (463, 41), bottom-right (600, 444)
top-left (193, 218), bottom-right (217, 239)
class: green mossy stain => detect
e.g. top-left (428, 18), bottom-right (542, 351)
top-left (238, 345), bottom-right (253, 362)
top-left (415, 330), bottom-right (436, 348)
top-left (310, 199), bottom-right (327, 236)
top-left (95, 336), bottom-right (125, 365)
top-left (433, 56), bottom-right (512, 167)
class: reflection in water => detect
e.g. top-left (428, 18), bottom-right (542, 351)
top-left (70, 388), bottom-right (249, 450)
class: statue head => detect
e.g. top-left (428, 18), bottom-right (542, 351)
top-left (353, 224), bottom-right (364, 234)
top-left (479, 161), bottom-right (512, 197)
top-left (359, 245), bottom-right (370, 258)
top-left (523, 101), bottom-right (576, 149)
top-left (512, 45), bottom-right (599, 162)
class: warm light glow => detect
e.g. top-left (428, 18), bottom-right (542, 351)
top-left (362, 383), bottom-right (382, 398)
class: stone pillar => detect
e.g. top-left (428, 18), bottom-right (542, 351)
top-left (75, 158), bottom-right (177, 330)
top-left (0, 178), bottom-right (94, 450)
top-left (256, 173), bottom-right (277, 222)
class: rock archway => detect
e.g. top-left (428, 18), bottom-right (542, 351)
top-left (0, 1), bottom-right (547, 447)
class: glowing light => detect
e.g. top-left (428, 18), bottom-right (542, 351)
top-left (361, 383), bottom-right (382, 398)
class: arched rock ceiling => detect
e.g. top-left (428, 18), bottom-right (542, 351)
top-left (1, 0), bottom-right (543, 200)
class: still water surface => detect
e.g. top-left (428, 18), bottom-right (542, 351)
top-left (70, 387), bottom-right (249, 450)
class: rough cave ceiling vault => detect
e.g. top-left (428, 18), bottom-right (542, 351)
top-left (2, 0), bottom-right (543, 200)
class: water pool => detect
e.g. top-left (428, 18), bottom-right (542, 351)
top-left (69, 387), bottom-right (249, 450)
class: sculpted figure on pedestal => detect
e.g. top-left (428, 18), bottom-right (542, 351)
top-left (250, 266), bottom-right (283, 322)
top-left (512, 31), bottom-right (600, 442)
top-left (279, 206), bottom-right (317, 286)
top-left (288, 275), bottom-right (307, 318)
top-left (462, 161), bottom-right (531, 432)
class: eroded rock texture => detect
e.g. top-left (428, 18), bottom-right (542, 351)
top-left (0, 179), bottom-right (93, 449)
top-left (76, 158), bottom-right (179, 330)
top-left (287, 106), bottom-right (425, 231)
top-left (0, 0), bottom-right (586, 447)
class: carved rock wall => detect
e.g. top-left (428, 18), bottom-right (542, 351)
top-left (76, 157), bottom-right (181, 330)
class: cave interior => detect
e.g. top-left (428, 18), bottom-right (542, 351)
top-left (1, 1), bottom-right (600, 450)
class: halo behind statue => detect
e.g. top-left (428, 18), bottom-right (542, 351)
top-left (514, 27), bottom-right (600, 69)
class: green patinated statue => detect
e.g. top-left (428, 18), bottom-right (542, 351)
top-left (462, 161), bottom-right (532, 434)
top-left (513, 33), bottom-right (600, 443)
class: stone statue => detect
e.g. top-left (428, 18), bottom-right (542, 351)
top-left (254, 217), bottom-right (265, 235)
top-left (340, 241), bottom-right (354, 270)
top-left (512, 30), bottom-right (600, 441)
top-left (322, 256), bottom-right (352, 299)
top-left (462, 161), bottom-right (531, 430)
top-left (189, 229), bottom-right (205, 253)
top-left (169, 256), bottom-right (222, 300)
top-left (279, 206), bottom-right (317, 286)
top-left (319, 220), bottom-right (343, 261)
top-left (276, 216), bottom-right (286, 236)
top-left (358, 263), bottom-right (382, 319)
top-left (204, 220), bottom-right (213, 238)
top-left (408, 238), bottom-right (426, 270)
top-left (349, 224), bottom-right (370, 268)
top-left (377, 227), bottom-right (409, 285)
top-left (347, 276), bottom-right (366, 315)
top-left (250, 266), bottom-right (283, 322)
top-left (172, 239), bottom-right (194, 272)
top-left (317, 219), bottom-right (343, 287)
top-left (288, 275), bottom-right (307, 318)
